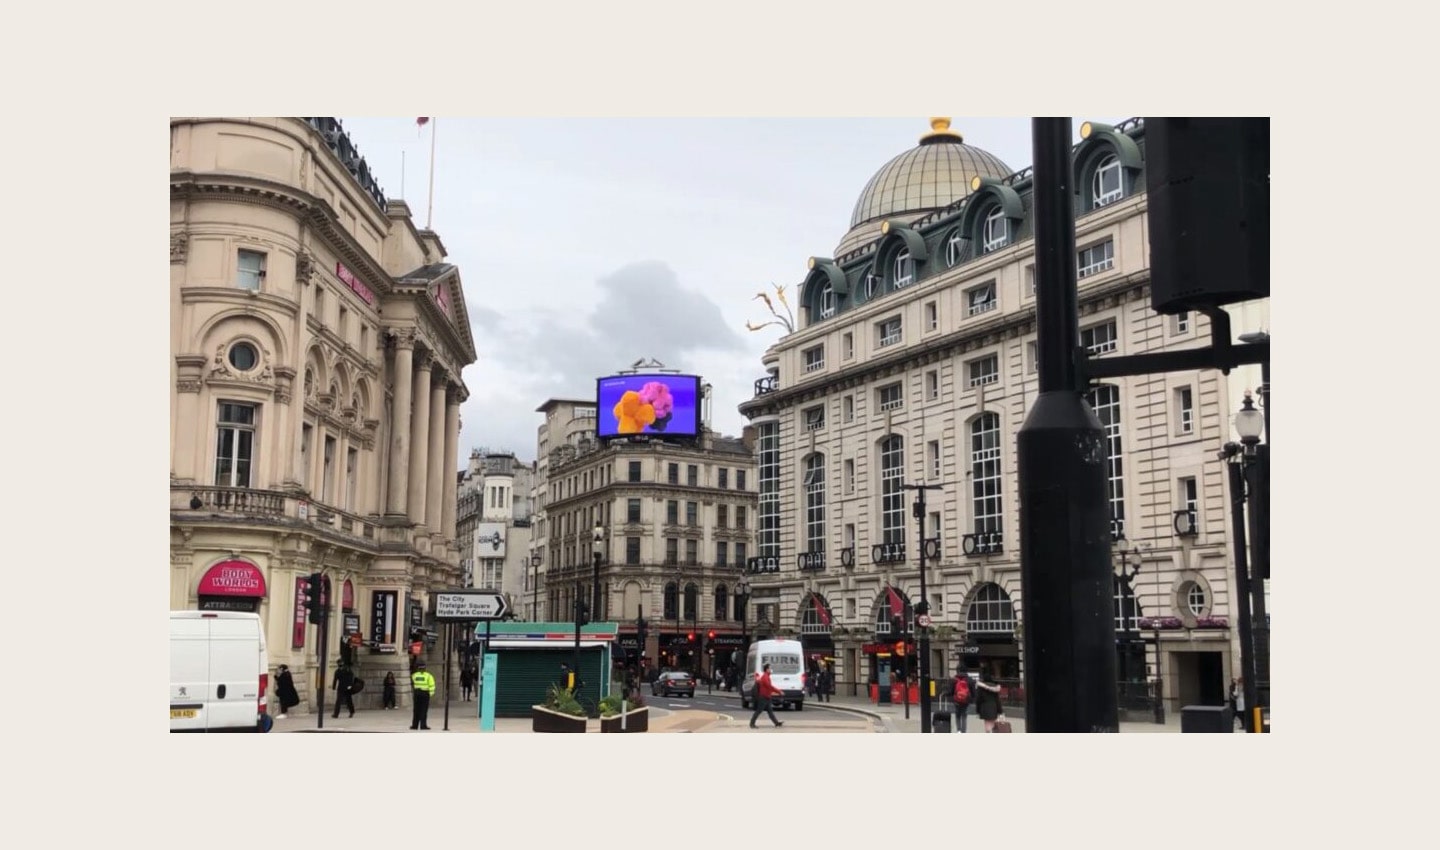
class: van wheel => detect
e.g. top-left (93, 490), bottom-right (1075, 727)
top-left (796, 701), bottom-right (804, 711)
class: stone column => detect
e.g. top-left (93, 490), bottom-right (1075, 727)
top-left (173, 355), bottom-right (207, 482)
top-left (407, 350), bottom-right (433, 528)
top-left (442, 386), bottom-right (462, 543)
top-left (425, 368), bottom-right (447, 535)
top-left (385, 332), bottom-right (415, 517)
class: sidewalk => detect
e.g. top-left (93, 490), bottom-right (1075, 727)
top-left (271, 690), bottom-right (1190, 733)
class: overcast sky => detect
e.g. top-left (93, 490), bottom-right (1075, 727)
top-left (337, 116), bottom-right (1126, 463)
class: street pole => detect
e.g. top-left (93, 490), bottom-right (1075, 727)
top-left (903, 482), bottom-right (943, 734)
top-left (1247, 444), bottom-right (1270, 728)
top-left (1226, 455), bottom-right (1258, 731)
top-left (572, 579), bottom-right (582, 700)
top-left (1017, 117), bottom-right (1118, 733)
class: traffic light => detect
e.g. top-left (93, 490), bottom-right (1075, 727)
top-left (707, 630), bottom-right (716, 640)
top-left (687, 632), bottom-right (696, 646)
top-left (894, 641), bottom-right (906, 657)
top-left (637, 618), bottom-right (648, 647)
top-left (304, 572), bottom-right (324, 624)
top-left (575, 598), bottom-right (590, 626)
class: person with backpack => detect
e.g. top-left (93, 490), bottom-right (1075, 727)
top-left (748, 663), bottom-right (784, 729)
top-left (952, 669), bottom-right (974, 733)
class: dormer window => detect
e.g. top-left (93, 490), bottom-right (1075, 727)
top-left (893, 250), bottom-right (914, 288)
top-left (983, 208), bottom-right (1009, 253)
top-left (946, 229), bottom-right (964, 267)
top-left (864, 270), bottom-right (880, 300)
top-left (1093, 155), bottom-right (1122, 208)
top-left (819, 284), bottom-right (836, 319)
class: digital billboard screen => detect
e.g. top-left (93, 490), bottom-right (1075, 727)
top-left (596, 374), bottom-right (701, 439)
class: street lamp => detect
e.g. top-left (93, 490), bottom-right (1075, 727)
top-left (530, 552), bottom-right (541, 621)
top-left (902, 481), bottom-right (943, 733)
top-left (591, 524), bottom-right (604, 624)
top-left (1113, 536), bottom-right (1153, 721)
top-left (1227, 390), bottom-right (1268, 731)
top-left (736, 576), bottom-right (751, 659)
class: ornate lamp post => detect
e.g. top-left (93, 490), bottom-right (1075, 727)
top-left (1221, 390), bottom-right (1268, 731)
top-left (529, 551), bottom-right (541, 621)
top-left (736, 576), bottom-right (751, 658)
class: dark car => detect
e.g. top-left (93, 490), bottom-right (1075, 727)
top-left (650, 671), bottom-right (696, 697)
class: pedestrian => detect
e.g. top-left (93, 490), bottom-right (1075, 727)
top-left (461, 665), bottom-right (474, 702)
top-left (748, 663), bottom-right (784, 729)
top-left (410, 660), bottom-right (435, 730)
top-left (952, 669), bottom-right (973, 733)
top-left (275, 664), bottom-right (300, 719)
top-left (382, 671), bottom-right (398, 710)
top-left (331, 664), bottom-right (356, 719)
top-left (973, 668), bottom-right (1003, 732)
top-left (816, 662), bottom-right (831, 703)
top-left (1230, 676), bottom-right (1245, 730)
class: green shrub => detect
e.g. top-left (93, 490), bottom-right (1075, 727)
top-left (543, 683), bottom-right (586, 717)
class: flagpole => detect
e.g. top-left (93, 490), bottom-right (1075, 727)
top-left (401, 150), bottom-right (406, 201)
top-left (425, 118), bottom-right (437, 230)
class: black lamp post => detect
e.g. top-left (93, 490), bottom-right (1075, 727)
top-left (736, 576), bottom-right (750, 659)
top-left (592, 524), bottom-right (604, 624)
top-left (903, 482), bottom-right (943, 734)
top-left (1227, 390), bottom-right (1268, 731)
top-left (530, 552), bottom-right (541, 621)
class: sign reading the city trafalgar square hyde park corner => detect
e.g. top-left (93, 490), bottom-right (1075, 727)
top-left (434, 591), bottom-right (509, 621)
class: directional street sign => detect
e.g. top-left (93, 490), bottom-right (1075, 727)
top-left (434, 591), bottom-right (509, 621)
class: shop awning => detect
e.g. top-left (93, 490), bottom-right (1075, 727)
top-left (197, 560), bottom-right (266, 597)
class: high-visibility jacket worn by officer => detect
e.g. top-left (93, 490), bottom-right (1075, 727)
top-left (411, 669), bottom-right (436, 694)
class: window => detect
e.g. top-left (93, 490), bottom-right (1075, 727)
top-left (970, 414), bottom-right (1003, 537)
top-left (737, 470), bottom-right (747, 491)
top-left (843, 394), bottom-right (854, 423)
top-left (893, 250), bottom-right (914, 288)
top-left (338, 307), bottom-right (349, 344)
top-left (663, 582), bottom-right (678, 618)
top-left (1025, 264), bottom-right (1036, 297)
top-left (668, 463), bottom-right (679, 484)
top-left (878, 316), bottom-right (902, 347)
top-left (843, 332), bottom-right (854, 360)
top-left (627, 498), bottom-right (641, 523)
top-left (1027, 341), bottom-right (1038, 374)
top-left (314, 286), bottom-right (325, 322)
top-left (214, 402), bottom-right (256, 487)
top-left (1174, 312), bottom-right (1190, 334)
top-left (715, 585), bottom-right (728, 621)
top-left (359, 324), bottom-right (368, 355)
top-left (803, 405), bottom-right (825, 432)
top-left (1177, 386), bottom-right (1194, 434)
top-left (804, 454), bottom-right (826, 556)
top-left (880, 436), bottom-right (905, 545)
top-left (718, 468), bottom-right (729, 489)
top-left (983, 208), bottom-right (1008, 252)
top-left (626, 537), bottom-right (641, 565)
top-left (1185, 582), bottom-right (1208, 616)
top-left (1087, 384), bottom-right (1126, 539)
top-left (844, 458), bottom-right (855, 494)
top-left (966, 281), bottom-right (997, 316)
top-left (321, 436), bottom-right (335, 502)
top-left (1082, 320), bottom-right (1118, 355)
top-left (666, 500), bottom-right (679, 525)
top-left (1077, 239), bottom-right (1115, 278)
top-left (228, 342), bottom-right (258, 372)
top-left (1180, 476), bottom-right (1198, 527)
top-left (735, 542), bottom-right (747, 567)
top-left (717, 504), bottom-right (728, 528)
top-left (717, 541), bottom-right (728, 567)
top-left (1093, 155), bottom-right (1122, 208)
top-left (687, 464), bottom-right (698, 486)
top-left (686, 539), bottom-right (698, 565)
top-left (925, 300), bottom-right (938, 331)
top-left (819, 284), bottom-right (836, 319)
top-left (237, 249), bottom-right (266, 291)
top-left (736, 506), bottom-right (747, 529)
top-left (968, 355), bottom-right (999, 387)
top-left (864, 270), bottom-right (880, 300)
top-left (345, 447), bottom-right (358, 511)
top-left (686, 501), bottom-right (697, 526)
top-left (946, 229), bottom-right (964, 267)
top-left (926, 370), bottom-right (939, 400)
top-left (804, 345), bottom-right (825, 373)
top-left (666, 538), bottom-right (679, 565)
top-left (968, 584), bottom-right (1017, 633)
top-left (928, 440), bottom-right (940, 479)
top-left (628, 461), bottom-right (641, 482)
top-left (878, 383), bottom-right (904, 412)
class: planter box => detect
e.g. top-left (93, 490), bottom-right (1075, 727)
top-left (531, 705), bottom-right (587, 733)
top-left (599, 708), bottom-right (649, 733)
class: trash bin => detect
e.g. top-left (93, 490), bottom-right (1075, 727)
top-left (932, 711), bottom-right (951, 733)
top-left (1180, 704), bottom-right (1232, 733)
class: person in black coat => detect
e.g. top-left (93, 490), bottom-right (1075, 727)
top-left (973, 669), bottom-right (1003, 732)
top-left (275, 664), bottom-right (300, 719)
top-left (331, 664), bottom-right (356, 718)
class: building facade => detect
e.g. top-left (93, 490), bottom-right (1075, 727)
top-left (532, 396), bottom-right (758, 679)
top-left (737, 118), bottom-right (1267, 713)
top-left (170, 117), bottom-right (477, 712)
top-left (455, 449), bottom-right (536, 610)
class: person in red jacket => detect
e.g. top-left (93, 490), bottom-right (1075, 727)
top-left (749, 663), bottom-right (784, 729)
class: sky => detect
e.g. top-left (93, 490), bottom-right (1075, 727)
top-left (339, 116), bottom-right (1125, 463)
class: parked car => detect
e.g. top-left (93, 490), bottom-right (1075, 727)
top-left (651, 671), bottom-right (696, 697)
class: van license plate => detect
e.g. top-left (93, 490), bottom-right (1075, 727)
top-left (171, 709), bottom-right (197, 718)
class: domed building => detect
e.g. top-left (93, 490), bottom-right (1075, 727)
top-left (738, 118), bottom-right (1268, 720)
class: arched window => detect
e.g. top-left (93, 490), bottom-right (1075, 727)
top-left (804, 453), bottom-right (826, 556)
top-left (983, 207), bottom-right (1009, 253)
top-left (875, 588), bottom-right (910, 634)
top-left (1114, 576), bottom-right (1143, 633)
top-left (684, 582), bottom-right (699, 620)
top-left (893, 250), bottom-right (914, 288)
top-left (714, 584), bottom-right (728, 622)
top-left (864, 269), bottom-right (880, 300)
top-left (880, 436), bottom-right (905, 544)
top-left (946, 229), bottom-right (964, 267)
top-left (966, 583), bottom-right (1016, 634)
top-left (802, 594), bottom-right (831, 634)
top-left (970, 414), bottom-right (1003, 536)
top-left (663, 581), bottom-right (678, 620)
top-left (1093, 154), bottom-right (1122, 208)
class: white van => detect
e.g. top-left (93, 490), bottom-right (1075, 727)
top-left (170, 611), bottom-right (270, 733)
top-left (738, 639), bottom-right (806, 711)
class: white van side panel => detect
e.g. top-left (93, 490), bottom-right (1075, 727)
top-left (170, 612), bottom-right (267, 732)
top-left (170, 618), bottom-right (211, 732)
top-left (740, 639), bottom-right (807, 707)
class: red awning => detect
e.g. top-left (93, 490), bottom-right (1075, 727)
top-left (197, 560), bottom-right (267, 597)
